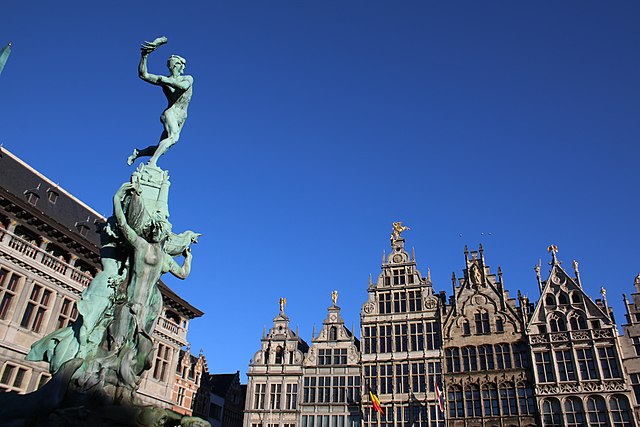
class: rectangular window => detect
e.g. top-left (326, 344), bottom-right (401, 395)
top-left (393, 291), bottom-right (407, 313)
top-left (0, 268), bottom-right (22, 320)
top-left (364, 365), bottom-right (377, 393)
top-left (411, 362), bottom-right (426, 393)
top-left (631, 374), bottom-right (640, 405)
top-left (394, 324), bottom-right (408, 352)
top-left (598, 346), bottom-right (620, 378)
top-left (319, 348), bottom-right (331, 365)
top-left (20, 283), bottom-right (53, 333)
top-left (380, 363), bottom-right (393, 394)
top-left (556, 350), bottom-right (576, 381)
top-left (535, 351), bottom-right (555, 383)
top-left (378, 292), bottom-right (391, 314)
top-left (254, 383), bottom-right (266, 409)
top-left (408, 290), bottom-right (421, 312)
top-left (474, 312), bottom-right (490, 334)
top-left (0, 363), bottom-right (30, 392)
top-left (270, 383), bottom-right (282, 409)
top-left (57, 296), bottom-right (78, 329)
top-left (427, 362), bottom-right (441, 393)
top-left (576, 348), bottom-right (598, 380)
top-left (395, 363), bottom-right (409, 393)
top-left (363, 326), bottom-right (377, 354)
top-left (153, 343), bottom-right (172, 381)
top-left (409, 322), bottom-right (424, 351)
top-left (333, 348), bottom-right (347, 365)
top-left (177, 387), bottom-right (186, 406)
top-left (379, 325), bottom-right (392, 353)
top-left (632, 337), bottom-right (640, 356)
top-left (425, 322), bottom-right (440, 350)
top-left (392, 268), bottom-right (406, 285)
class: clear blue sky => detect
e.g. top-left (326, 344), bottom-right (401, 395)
top-left (2, 1), bottom-right (639, 381)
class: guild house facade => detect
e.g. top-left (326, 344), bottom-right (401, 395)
top-left (245, 224), bottom-right (638, 427)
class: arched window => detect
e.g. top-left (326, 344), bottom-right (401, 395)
top-left (545, 294), bottom-right (556, 306)
top-left (558, 293), bottom-right (569, 305)
top-left (479, 345), bottom-right (495, 370)
top-left (462, 347), bottom-right (477, 371)
top-left (550, 314), bottom-right (567, 332)
top-left (609, 395), bottom-right (632, 427)
top-left (447, 385), bottom-right (464, 418)
top-left (569, 312), bottom-right (587, 330)
top-left (571, 292), bottom-right (582, 304)
top-left (264, 348), bottom-right (270, 365)
top-left (329, 326), bottom-right (337, 341)
top-left (542, 398), bottom-right (563, 427)
top-left (565, 397), bottom-right (585, 427)
top-left (465, 384), bottom-right (482, 417)
top-left (586, 396), bottom-right (610, 427)
top-left (481, 383), bottom-right (499, 416)
top-left (499, 382), bottom-right (517, 415)
top-left (516, 382), bottom-right (535, 415)
top-left (275, 346), bottom-right (284, 364)
top-left (495, 344), bottom-right (512, 369)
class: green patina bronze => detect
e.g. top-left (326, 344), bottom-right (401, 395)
top-left (0, 37), bottom-right (208, 427)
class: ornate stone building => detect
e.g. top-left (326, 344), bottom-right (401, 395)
top-left (441, 245), bottom-right (537, 426)
top-left (301, 293), bottom-right (362, 427)
top-left (244, 301), bottom-right (309, 427)
top-left (621, 274), bottom-right (640, 420)
top-left (0, 147), bottom-right (204, 410)
top-left (244, 226), bottom-right (640, 426)
top-left (526, 246), bottom-right (636, 427)
top-left (360, 227), bottom-right (444, 427)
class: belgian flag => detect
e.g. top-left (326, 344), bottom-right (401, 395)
top-left (369, 389), bottom-right (385, 415)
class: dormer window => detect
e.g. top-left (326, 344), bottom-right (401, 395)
top-left (329, 326), bottom-right (337, 341)
top-left (47, 190), bottom-right (59, 204)
top-left (393, 268), bottom-right (406, 285)
top-left (25, 192), bottom-right (39, 206)
top-left (275, 346), bottom-right (284, 364)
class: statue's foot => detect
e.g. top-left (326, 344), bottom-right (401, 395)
top-left (126, 149), bottom-right (139, 166)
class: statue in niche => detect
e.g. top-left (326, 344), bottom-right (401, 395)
top-left (127, 36), bottom-right (193, 167)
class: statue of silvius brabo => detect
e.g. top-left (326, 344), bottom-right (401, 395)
top-left (0, 37), bottom-right (208, 427)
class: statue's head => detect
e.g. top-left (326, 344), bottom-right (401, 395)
top-left (167, 55), bottom-right (186, 76)
top-left (144, 212), bottom-right (171, 243)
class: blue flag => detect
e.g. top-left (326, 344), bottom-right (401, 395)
top-left (0, 42), bottom-right (12, 76)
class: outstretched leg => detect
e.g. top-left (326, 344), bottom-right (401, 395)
top-left (147, 115), bottom-right (181, 167)
top-left (127, 145), bottom-right (158, 166)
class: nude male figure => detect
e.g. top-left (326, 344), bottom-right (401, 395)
top-left (127, 37), bottom-right (193, 167)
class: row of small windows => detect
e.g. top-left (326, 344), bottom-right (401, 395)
top-left (544, 291), bottom-right (582, 306)
top-left (382, 267), bottom-right (417, 287)
top-left (363, 322), bottom-right (441, 354)
top-left (0, 268), bottom-right (78, 333)
top-left (364, 362), bottom-right (441, 395)
top-left (445, 343), bottom-right (529, 373)
top-left (318, 348), bottom-right (348, 365)
top-left (362, 405), bottom-right (444, 427)
top-left (0, 362), bottom-right (49, 393)
top-left (253, 383), bottom-right (298, 410)
top-left (460, 312), bottom-right (503, 335)
top-left (303, 376), bottom-right (361, 404)
top-left (447, 382), bottom-right (535, 419)
top-left (535, 347), bottom-right (621, 383)
top-left (301, 415), bottom-right (361, 427)
top-left (377, 290), bottom-right (422, 314)
top-left (541, 395), bottom-right (632, 427)
top-left (24, 188), bottom-right (59, 206)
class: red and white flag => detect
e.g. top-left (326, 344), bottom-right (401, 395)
top-left (434, 378), bottom-right (445, 413)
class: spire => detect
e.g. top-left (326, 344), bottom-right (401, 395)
top-left (368, 273), bottom-right (373, 287)
top-left (573, 259), bottom-right (582, 287)
top-left (411, 246), bottom-right (415, 261)
top-left (427, 267), bottom-right (431, 283)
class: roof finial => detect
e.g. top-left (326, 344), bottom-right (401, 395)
top-left (390, 221), bottom-right (410, 242)
top-left (279, 297), bottom-right (286, 314)
top-left (427, 267), bottom-right (431, 283)
top-left (331, 290), bottom-right (338, 306)
top-left (547, 244), bottom-right (559, 265)
top-left (411, 246), bottom-right (415, 261)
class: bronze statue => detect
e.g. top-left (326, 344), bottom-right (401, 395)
top-left (127, 36), bottom-right (193, 167)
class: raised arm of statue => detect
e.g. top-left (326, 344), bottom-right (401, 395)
top-left (164, 248), bottom-right (192, 279)
top-left (113, 183), bottom-right (139, 245)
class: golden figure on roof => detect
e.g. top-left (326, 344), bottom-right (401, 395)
top-left (279, 297), bottom-right (287, 313)
top-left (331, 290), bottom-right (338, 305)
top-left (390, 221), bottom-right (410, 241)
